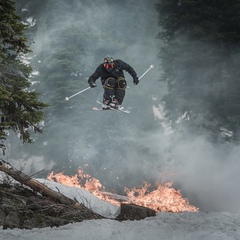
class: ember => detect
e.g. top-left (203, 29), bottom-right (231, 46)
top-left (47, 168), bottom-right (198, 212)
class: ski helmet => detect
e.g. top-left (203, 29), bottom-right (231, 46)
top-left (103, 55), bottom-right (114, 71)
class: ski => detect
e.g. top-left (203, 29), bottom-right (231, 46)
top-left (96, 100), bottom-right (130, 114)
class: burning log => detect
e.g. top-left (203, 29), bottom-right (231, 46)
top-left (100, 191), bottom-right (130, 202)
top-left (0, 159), bottom-right (80, 206)
top-left (47, 169), bottom-right (199, 213)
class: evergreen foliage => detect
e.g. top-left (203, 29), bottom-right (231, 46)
top-left (0, 0), bottom-right (48, 151)
top-left (156, 0), bottom-right (240, 141)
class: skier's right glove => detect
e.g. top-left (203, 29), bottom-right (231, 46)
top-left (133, 76), bottom-right (139, 85)
top-left (88, 79), bottom-right (97, 88)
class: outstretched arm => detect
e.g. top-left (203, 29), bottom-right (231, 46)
top-left (118, 60), bottom-right (139, 85)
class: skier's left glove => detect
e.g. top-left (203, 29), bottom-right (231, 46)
top-left (133, 76), bottom-right (139, 85)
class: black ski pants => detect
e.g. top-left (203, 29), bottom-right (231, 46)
top-left (103, 77), bottom-right (127, 105)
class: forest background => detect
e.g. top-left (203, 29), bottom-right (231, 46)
top-left (1, 0), bottom-right (240, 212)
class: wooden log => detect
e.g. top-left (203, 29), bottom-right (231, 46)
top-left (116, 203), bottom-right (156, 221)
top-left (100, 191), bottom-right (130, 202)
top-left (0, 159), bottom-right (78, 206)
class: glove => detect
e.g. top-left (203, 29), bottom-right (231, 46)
top-left (133, 76), bottom-right (139, 85)
top-left (88, 79), bottom-right (97, 88)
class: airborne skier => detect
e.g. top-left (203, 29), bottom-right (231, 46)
top-left (88, 56), bottom-right (139, 110)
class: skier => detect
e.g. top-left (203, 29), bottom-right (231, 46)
top-left (88, 56), bottom-right (139, 109)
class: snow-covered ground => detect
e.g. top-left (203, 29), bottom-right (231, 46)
top-left (0, 179), bottom-right (239, 240)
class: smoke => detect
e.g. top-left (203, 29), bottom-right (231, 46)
top-left (8, 0), bottom-right (240, 213)
top-left (158, 134), bottom-right (240, 212)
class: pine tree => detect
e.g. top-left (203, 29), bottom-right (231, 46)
top-left (0, 0), bottom-right (48, 151)
top-left (156, 0), bottom-right (240, 141)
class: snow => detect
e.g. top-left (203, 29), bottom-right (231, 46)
top-left (0, 180), bottom-right (240, 240)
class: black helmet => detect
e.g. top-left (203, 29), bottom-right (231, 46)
top-left (103, 55), bottom-right (114, 71)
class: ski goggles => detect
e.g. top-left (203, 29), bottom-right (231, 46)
top-left (104, 63), bottom-right (114, 69)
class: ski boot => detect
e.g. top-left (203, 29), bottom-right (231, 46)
top-left (102, 100), bottom-right (111, 110)
top-left (109, 99), bottom-right (119, 109)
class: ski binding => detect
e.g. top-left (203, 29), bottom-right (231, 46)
top-left (96, 100), bottom-right (130, 114)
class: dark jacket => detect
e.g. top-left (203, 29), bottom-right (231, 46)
top-left (88, 59), bottom-right (137, 85)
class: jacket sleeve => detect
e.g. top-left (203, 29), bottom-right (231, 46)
top-left (88, 65), bottom-right (102, 83)
top-left (118, 60), bottom-right (137, 78)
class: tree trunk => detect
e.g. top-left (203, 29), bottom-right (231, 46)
top-left (0, 159), bottom-right (78, 206)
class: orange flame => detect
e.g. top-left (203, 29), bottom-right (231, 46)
top-left (47, 168), bottom-right (199, 212)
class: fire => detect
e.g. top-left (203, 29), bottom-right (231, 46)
top-left (124, 181), bottom-right (198, 212)
top-left (47, 168), bottom-right (199, 213)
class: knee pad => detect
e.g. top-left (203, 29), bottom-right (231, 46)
top-left (105, 77), bottom-right (116, 89)
top-left (116, 77), bottom-right (127, 90)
